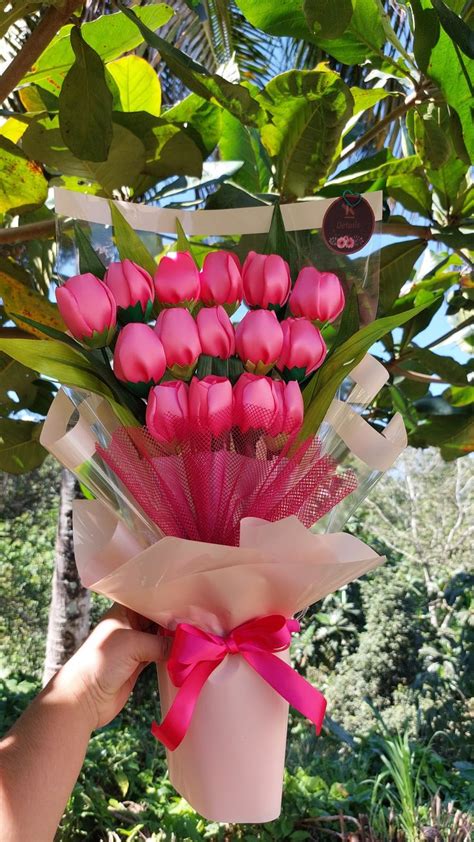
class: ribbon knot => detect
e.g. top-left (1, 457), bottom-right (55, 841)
top-left (224, 635), bottom-right (239, 655)
top-left (152, 614), bottom-right (327, 751)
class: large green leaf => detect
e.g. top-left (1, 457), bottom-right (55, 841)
top-left (427, 155), bottom-right (469, 214)
top-left (112, 114), bottom-right (203, 192)
top-left (258, 70), bottom-right (353, 199)
top-left (377, 240), bottom-right (427, 316)
top-left (106, 55), bottom-right (161, 116)
top-left (58, 27), bottom-right (113, 163)
top-left (118, 3), bottom-right (264, 128)
top-left (313, 0), bottom-right (385, 64)
top-left (303, 0), bottom-right (354, 39)
top-left (301, 295), bottom-right (442, 438)
top-left (109, 202), bottom-right (156, 276)
top-left (0, 339), bottom-right (115, 399)
top-left (234, 0), bottom-right (316, 40)
top-left (219, 111), bottom-right (271, 193)
top-left (409, 413), bottom-right (474, 459)
top-left (328, 149), bottom-right (422, 187)
top-left (0, 418), bottom-right (46, 475)
top-left (163, 95), bottom-right (221, 157)
top-left (431, 0), bottom-right (474, 59)
top-left (22, 117), bottom-right (146, 195)
top-left (411, 0), bottom-right (474, 161)
top-left (403, 347), bottom-right (472, 386)
top-left (412, 109), bottom-right (452, 170)
top-left (386, 174), bottom-right (432, 218)
top-left (0, 137), bottom-right (47, 214)
top-left (23, 6), bottom-right (174, 92)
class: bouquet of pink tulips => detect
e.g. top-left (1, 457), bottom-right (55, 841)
top-left (1, 190), bottom-right (431, 822)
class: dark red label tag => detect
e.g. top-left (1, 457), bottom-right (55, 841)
top-left (322, 192), bottom-right (375, 255)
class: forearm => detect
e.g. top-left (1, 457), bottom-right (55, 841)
top-left (0, 670), bottom-right (94, 842)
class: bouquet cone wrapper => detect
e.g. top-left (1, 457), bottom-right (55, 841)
top-left (74, 503), bottom-right (383, 822)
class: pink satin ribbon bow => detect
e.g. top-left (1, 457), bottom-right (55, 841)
top-left (151, 614), bottom-right (327, 751)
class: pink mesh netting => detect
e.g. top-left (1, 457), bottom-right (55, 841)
top-left (97, 408), bottom-right (357, 546)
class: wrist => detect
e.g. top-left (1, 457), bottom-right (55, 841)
top-left (44, 663), bottom-right (99, 735)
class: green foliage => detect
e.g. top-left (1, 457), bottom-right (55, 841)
top-left (0, 136), bottom-right (48, 215)
top-left (58, 27), bottom-right (113, 163)
top-left (258, 69), bottom-right (354, 198)
top-left (1, 450), bottom-right (472, 838)
top-left (22, 7), bottom-right (175, 91)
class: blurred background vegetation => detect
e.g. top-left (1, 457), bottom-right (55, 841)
top-left (1, 448), bottom-right (472, 840)
top-left (1, 0), bottom-right (473, 838)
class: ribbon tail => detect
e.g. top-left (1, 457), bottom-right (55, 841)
top-left (244, 651), bottom-right (327, 735)
top-left (152, 660), bottom-right (218, 751)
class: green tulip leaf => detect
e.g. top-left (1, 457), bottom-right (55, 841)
top-left (109, 201), bottom-right (157, 276)
top-left (0, 338), bottom-right (115, 400)
top-left (301, 294), bottom-right (443, 439)
top-left (74, 223), bottom-right (106, 279)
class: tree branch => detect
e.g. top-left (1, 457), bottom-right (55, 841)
top-left (0, 218), bottom-right (56, 244)
top-left (0, 0), bottom-right (84, 105)
top-left (425, 316), bottom-right (474, 350)
top-left (0, 326), bottom-right (34, 338)
top-left (340, 91), bottom-right (423, 162)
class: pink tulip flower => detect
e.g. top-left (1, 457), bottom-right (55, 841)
top-left (154, 251), bottom-right (200, 305)
top-left (104, 259), bottom-right (154, 323)
top-left (56, 273), bottom-right (116, 348)
top-left (242, 251), bottom-right (291, 309)
top-left (200, 251), bottom-right (242, 306)
top-left (277, 317), bottom-right (327, 380)
top-left (113, 323), bottom-right (166, 396)
top-left (289, 267), bottom-right (345, 323)
top-left (232, 372), bottom-right (299, 435)
top-left (189, 375), bottom-right (233, 436)
top-left (235, 309), bottom-right (284, 375)
top-left (146, 380), bottom-right (189, 444)
top-left (196, 306), bottom-right (235, 359)
top-left (154, 308), bottom-right (201, 378)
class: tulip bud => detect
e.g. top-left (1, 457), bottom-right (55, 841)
top-left (277, 317), bottom-right (326, 381)
top-left (113, 323), bottom-right (166, 397)
top-left (189, 375), bottom-right (233, 436)
top-left (232, 373), bottom-right (276, 434)
top-left (104, 259), bottom-right (155, 323)
top-left (196, 306), bottom-right (235, 359)
top-left (56, 273), bottom-right (116, 348)
top-left (289, 267), bottom-right (345, 323)
top-left (200, 250), bottom-right (242, 307)
top-left (154, 308), bottom-right (201, 379)
top-left (146, 381), bottom-right (189, 444)
top-left (154, 251), bottom-right (200, 306)
top-left (235, 309), bottom-right (283, 375)
top-left (242, 252), bottom-right (291, 309)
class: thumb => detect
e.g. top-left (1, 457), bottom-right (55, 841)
top-left (122, 630), bottom-right (170, 665)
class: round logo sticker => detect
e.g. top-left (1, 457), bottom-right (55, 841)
top-left (322, 192), bottom-right (375, 255)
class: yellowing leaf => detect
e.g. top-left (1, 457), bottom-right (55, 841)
top-left (107, 55), bottom-right (161, 116)
top-left (0, 271), bottom-right (66, 337)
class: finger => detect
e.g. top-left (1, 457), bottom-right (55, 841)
top-left (120, 630), bottom-right (170, 665)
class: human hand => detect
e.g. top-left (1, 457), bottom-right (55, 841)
top-left (53, 603), bottom-right (169, 732)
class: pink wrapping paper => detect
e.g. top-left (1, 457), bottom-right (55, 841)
top-left (73, 502), bottom-right (383, 822)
